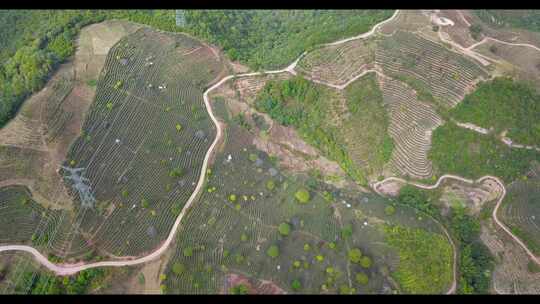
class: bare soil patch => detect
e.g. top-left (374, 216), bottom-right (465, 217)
top-left (221, 272), bottom-right (286, 294)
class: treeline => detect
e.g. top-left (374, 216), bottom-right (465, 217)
top-left (183, 10), bottom-right (393, 70)
top-left (0, 10), bottom-right (178, 128)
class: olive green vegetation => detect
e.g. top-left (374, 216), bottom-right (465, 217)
top-left (450, 77), bottom-right (540, 146)
top-left (429, 122), bottom-right (539, 183)
top-left (183, 10), bottom-right (393, 70)
top-left (230, 283), bottom-right (249, 295)
top-left (396, 186), bottom-right (494, 294)
top-left (172, 262), bottom-right (185, 276)
top-left (255, 76), bottom-right (369, 184)
top-left (475, 10), bottom-right (540, 32)
top-left (383, 224), bottom-right (453, 294)
top-left (355, 272), bottom-right (369, 285)
top-left (13, 269), bottom-right (106, 294)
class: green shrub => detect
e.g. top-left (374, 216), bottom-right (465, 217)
top-left (291, 279), bottom-right (301, 291)
top-left (278, 222), bottom-right (291, 236)
top-left (295, 188), bottom-right (310, 204)
top-left (360, 256), bottom-right (372, 268)
top-left (141, 198), bottom-right (149, 209)
top-left (355, 272), bottom-right (369, 285)
top-left (172, 262), bottom-right (185, 275)
top-left (384, 205), bottom-right (396, 216)
top-left (348, 248), bottom-right (362, 264)
top-left (267, 245), bottom-right (279, 258)
top-left (183, 247), bottom-right (193, 257)
top-left (266, 180), bottom-right (275, 190)
top-left (230, 284), bottom-right (249, 295)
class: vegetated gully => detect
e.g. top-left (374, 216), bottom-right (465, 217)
top-left (0, 10), bottom-right (538, 295)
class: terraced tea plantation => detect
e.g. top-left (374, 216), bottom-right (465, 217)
top-left (380, 76), bottom-right (444, 180)
top-left (296, 38), bottom-right (377, 86)
top-left (375, 30), bottom-right (488, 109)
top-left (55, 26), bottom-right (224, 258)
top-left (0, 24), bottom-right (225, 265)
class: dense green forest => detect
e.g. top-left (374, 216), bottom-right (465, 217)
top-left (429, 122), bottom-right (540, 183)
top-left (450, 77), bottom-right (540, 146)
top-left (183, 10), bottom-right (393, 70)
top-left (475, 10), bottom-right (540, 32)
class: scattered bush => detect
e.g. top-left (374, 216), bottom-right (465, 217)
top-left (230, 284), bottom-right (249, 295)
top-left (384, 205), bottom-right (396, 216)
top-left (295, 188), bottom-right (310, 204)
top-left (278, 222), bottom-right (291, 236)
top-left (360, 256), bottom-right (372, 268)
top-left (267, 245), bottom-right (279, 258)
top-left (183, 247), bottom-right (193, 257)
top-left (172, 262), bottom-right (185, 275)
top-left (348, 248), bottom-right (363, 264)
top-left (266, 180), bottom-right (275, 191)
top-left (356, 272), bottom-right (369, 285)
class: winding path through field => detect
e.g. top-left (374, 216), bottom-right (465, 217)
top-left (1, 10), bottom-right (538, 296)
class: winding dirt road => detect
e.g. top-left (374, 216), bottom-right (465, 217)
top-left (1, 10), bottom-right (539, 295)
top-left (0, 10), bottom-right (400, 277)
